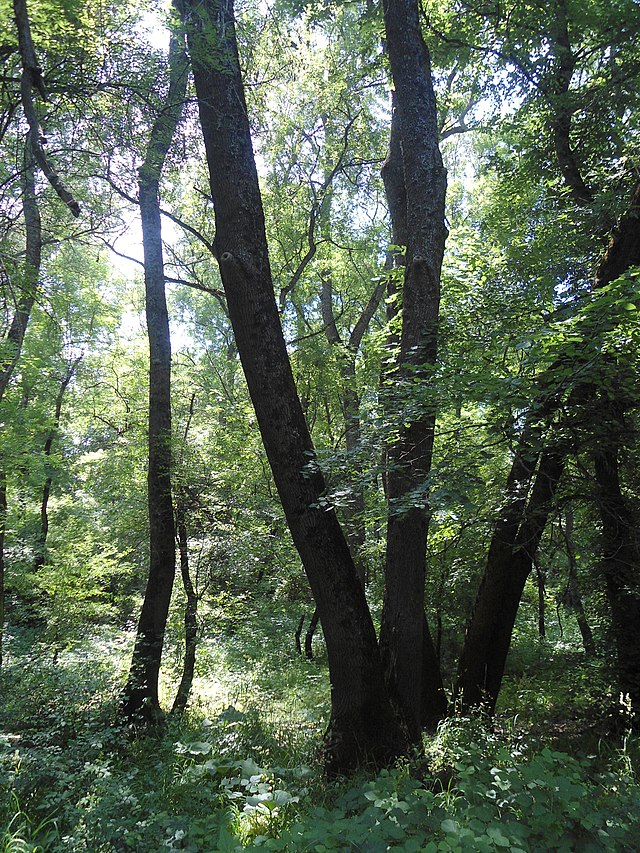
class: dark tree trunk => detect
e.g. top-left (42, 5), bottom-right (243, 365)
top-left (171, 505), bottom-right (198, 716)
top-left (593, 397), bottom-right (640, 720)
top-left (121, 29), bottom-right (187, 725)
top-left (184, 0), bottom-right (406, 773)
top-left (379, 0), bottom-right (448, 739)
top-left (590, 183), bottom-right (640, 720)
top-left (456, 441), bottom-right (564, 713)
top-left (13, 0), bottom-right (80, 216)
top-left (33, 357), bottom-right (81, 571)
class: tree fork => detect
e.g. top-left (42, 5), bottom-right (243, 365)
top-left (185, 0), bottom-right (406, 773)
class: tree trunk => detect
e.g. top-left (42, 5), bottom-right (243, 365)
top-left (304, 607), bottom-right (320, 660)
top-left (34, 357), bottom-right (81, 571)
top-left (13, 0), bottom-right (80, 216)
top-left (560, 506), bottom-right (595, 656)
top-left (184, 0), bottom-right (406, 773)
top-left (294, 615), bottom-right (304, 655)
top-left (456, 441), bottom-right (564, 713)
top-left (0, 143), bottom-right (41, 671)
top-left (0, 142), bottom-right (41, 404)
top-left (171, 504), bottom-right (198, 716)
top-left (121, 28), bottom-right (187, 725)
top-left (593, 398), bottom-right (640, 721)
top-left (548, 0), bottom-right (592, 204)
top-left (534, 560), bottom-right (546, 639)
top-left (590, 183), bottom-right (640, 720)
top-left (379, 0), bottom-right (449, 739)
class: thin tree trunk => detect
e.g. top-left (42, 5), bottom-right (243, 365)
top-left (294, 615), bottom-right (304, 655)
top-left (33, 357), bottom-right (81, 570)
top-left (13, 0), bottom-right (80, 217)
top-left (0, 143), bottom-right (41, 671)
top-left (320, 273), bottom-right (385, 581)
top-left (559, 506), bottom-right (595, 656)
top-left (534, 560), bottom-right (546, 639)
top-left (184, 0), bottom-right (406, 773)
top-left (304, 607), bottom-right (320, 660)
top-left (170, 505), bottom-right (198, 715)
top-left (121, 26), bottom-right (187, 725)
top-left (379, 0), bottom-right (449, 739)
top-left (0, 142), bottom-right (41, 403)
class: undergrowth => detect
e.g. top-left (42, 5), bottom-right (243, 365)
top-left (1, 615), bottom-right (639, 852)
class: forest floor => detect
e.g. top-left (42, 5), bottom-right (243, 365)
top-left (1, 598), bottom-right (639, 852)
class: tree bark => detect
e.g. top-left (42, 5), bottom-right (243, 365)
top-left (456, 436), bottom-right (564, 713)
top-left (534, 560), bottom-right (546, 639)
top-left (0, 142), bottom-right (41, 671)
top-left (121, 26), bottom-right (187, 724)
top-left (184, 0), bottom-right (406, 773)
top-left (379, 0), bottom-right (449, 739)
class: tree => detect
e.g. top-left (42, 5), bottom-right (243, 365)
top-left (121, 16), bottom-right (189, 725)
top-left (378, 0), bottom-right (449, 738)
top-left (183, 0), bottom-right (407, 773)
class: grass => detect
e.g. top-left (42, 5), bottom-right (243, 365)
top-left (1, 601), bottom-right (639, 851)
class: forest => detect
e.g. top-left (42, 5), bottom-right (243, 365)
top-left (1, 0), bottom-right (640, 849)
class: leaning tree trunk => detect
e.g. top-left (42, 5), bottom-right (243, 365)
top-left (379, 0), bottom-right (449, 739)
top-left (184, 0), bottom-right (406, 773)
top-left (121, 26), bottom-right (187, 725)
top-left (456, 431), bottom-right (565, 713)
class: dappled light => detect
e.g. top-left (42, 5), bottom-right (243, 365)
top-left (1, 0), bottom-right (640, 848)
